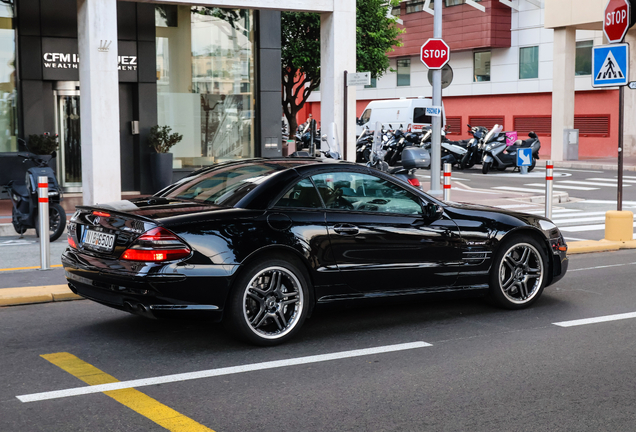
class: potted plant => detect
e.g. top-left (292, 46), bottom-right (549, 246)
top-left (27, 132), bottom-right (59, 155)
top-left (148, 125), bottom-right (183, 191)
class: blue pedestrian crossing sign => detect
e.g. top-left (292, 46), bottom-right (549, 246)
top-left (592, 44), bottom-right (629, 88)
top-left (517, 148), bottom-right (532, 167)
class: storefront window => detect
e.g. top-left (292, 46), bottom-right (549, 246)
top-left (156, 6), bottom-right (255, 168)
top-left (0, 4), bottom-right (17, 153)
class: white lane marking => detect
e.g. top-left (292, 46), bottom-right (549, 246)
top-left (554, 312), bottom-right (636, 328)
top-left (527, 209), bottom-right (582, 215)
top-left (453, 188), bottom-right (500, 195)
top-left (622, 175), bottom-right (636, 179)
top-left (568, 262), bottom-right (636, 272)
top-left (492, 186), bottom-right (546, 193)
top-left (563, 236), bottom-right (589, 241)
top-left (590, 177), bottom-right (636, 184)
top-left (525, 183), bottom-right (597, 191)
top-left (556, 168), bottom-right (605, 174)
top-left (561, 180), bottom-right (630, 187)
top-left (0, 240), bottom-right (36, 246)
top-left (560, 222), bottom-right (636, 232)
top-left (553, 216), bottom-right (607, 224)
top-left (554, 168), bottom-right (604, 173)
top-left (16, 342), bottom-right (431, 403)
top-left (496, 204), bottom-right (538, 209)
top-left (547, 211), bottom-right (607, 218)
top-left (579, 200), bottom-right (636, 206)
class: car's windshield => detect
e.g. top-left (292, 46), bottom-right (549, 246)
top-left (165, 162), bottom-right (297, 207)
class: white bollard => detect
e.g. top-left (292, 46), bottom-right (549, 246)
top-left (38, 175), bottom-right (50, 270)
top-left (443, 163), bottom-right (451, 201)
top-left (545, 161), bottom-right (553, 220)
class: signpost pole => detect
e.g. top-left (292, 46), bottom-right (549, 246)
top-left (618, 85), bottom-right (624, 211)
top-left (429, 0), bottom-right (443, 195)
top-left (344, 70), bottom-right (348, 160)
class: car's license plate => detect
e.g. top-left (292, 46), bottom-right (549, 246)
top-left (83, 230), bottom-right (115, 252)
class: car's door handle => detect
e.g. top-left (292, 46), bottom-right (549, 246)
top-left (333, 224), bottom-right (359, 235)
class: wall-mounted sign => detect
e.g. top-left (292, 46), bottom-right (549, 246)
top-left (41, 38), bottom-right (138, 82)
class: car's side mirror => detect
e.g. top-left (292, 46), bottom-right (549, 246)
top-left (423, 202), bottom-right (443, 222)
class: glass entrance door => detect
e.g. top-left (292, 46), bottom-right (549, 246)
top-left (54, 82), bottom-right (81, 191)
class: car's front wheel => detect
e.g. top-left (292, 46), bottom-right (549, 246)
top-left (225, 257), bottom-right (310, 345)
top-left (489, 235), bottom-right (547, 309)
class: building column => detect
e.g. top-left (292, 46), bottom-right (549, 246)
top-left (550, 26), bottom-right (576, 161)
top-left (320, 1), bottom-right (356, 161)
top-left (77, 0), bottom-right (121, 205)
top-left (623, 29), bottom-right (636, 156)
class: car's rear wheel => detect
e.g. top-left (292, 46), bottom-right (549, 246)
top-left (489, 235), bottom-right (547, 309)
top-left (225, 258), bottom-right (309, 345)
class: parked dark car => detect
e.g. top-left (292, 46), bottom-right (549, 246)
top-left (62, 159), bottom-right (568, 345)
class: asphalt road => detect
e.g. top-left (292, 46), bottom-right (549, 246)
top-left (2, 250), bottom-right (636, 431)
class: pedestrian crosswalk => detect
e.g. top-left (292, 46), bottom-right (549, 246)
top-left (494, 204), bottom-right (636, 238)
top-left (493, 175), bottom-right (632, 193)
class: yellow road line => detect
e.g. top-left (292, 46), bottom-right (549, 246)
top-left (0, 264), bottom-right (63, 272)
top-left (41, 353), bottom-right (215, 432)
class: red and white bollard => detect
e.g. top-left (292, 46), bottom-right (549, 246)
top-left (38, 175), bottom-right (50, 270)
top-left (443, 163), bottom-right (452, 201)
top-left (545, 161), bottom-right (553, 219)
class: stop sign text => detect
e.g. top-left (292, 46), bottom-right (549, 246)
top-left (604, 0), bottom-right (631, 44)
top-left (420, 38), bottom-right (450, 70)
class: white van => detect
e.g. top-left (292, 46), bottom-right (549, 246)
top-left (356, 98), bottom-right (446, 136)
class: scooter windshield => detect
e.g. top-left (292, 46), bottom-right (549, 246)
top-left (483, 124), bottom-right (503, 144)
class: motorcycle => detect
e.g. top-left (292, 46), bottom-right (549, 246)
top-left (481, 126), bottom-right (541, 174)
top-left (3, 148), bottom-right (67, 241)
top-left (420, 126), bottom-right (467, 169)
top-left (367, 127), bottom-right (428, 188)
top-left (459, 125), bottom-right (490, 169)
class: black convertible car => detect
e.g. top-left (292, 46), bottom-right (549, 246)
top-left (62, 159), bottom-right (568, 345)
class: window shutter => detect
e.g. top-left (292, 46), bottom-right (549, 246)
top-left (468, 116), bottom-right (505, 130)
top-left (446, 117), bottom-right (462, 135)
top-left (574, 115), bottom-right (610, 137)
top-left (514, 116), bottom-right (551, 136)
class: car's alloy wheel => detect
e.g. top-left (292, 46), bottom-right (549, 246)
top-left (227, 259), bottom-right (309, 345)
top-left (489, 237), bottom-right (547, 309)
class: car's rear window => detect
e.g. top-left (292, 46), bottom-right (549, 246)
top-left (165, 162), bottom-right (298, 207)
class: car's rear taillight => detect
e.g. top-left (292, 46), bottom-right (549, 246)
top-left (408, 177), bottom-right (421, 188)
top-left (121, 227), bottom-right (191, 262)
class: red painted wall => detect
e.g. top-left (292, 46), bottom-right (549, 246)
top-left (302, 90), bottom-right (620, 158)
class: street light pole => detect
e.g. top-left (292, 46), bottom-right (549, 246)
top-left (429, 0), bottom-right (443, 196)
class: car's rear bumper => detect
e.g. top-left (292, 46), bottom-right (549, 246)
top-left (62, 249), bottom-right (238, 322)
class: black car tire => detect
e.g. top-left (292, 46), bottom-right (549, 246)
top-left (35, 203), bottom-right (67, 242)
top-left (225, 257), bottom-right (310, 346)
top-left (488, 235), bottom-right (548, 309)
top-left (482, 162), bottom-right (491, 174)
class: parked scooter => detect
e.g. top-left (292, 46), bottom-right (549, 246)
top-left (481, 125), bottom-right (541, 174)
top-left (420, 126), bottom-right (467, 168)
top-left (3, 145), bottom-right (66, 241)
top-left (459, 125), bottom-right (490, 169)
top-left (367, 126), bottom-right (428, 188)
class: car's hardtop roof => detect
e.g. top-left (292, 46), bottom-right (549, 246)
top-left (193, 157), bottom-right (351, 173)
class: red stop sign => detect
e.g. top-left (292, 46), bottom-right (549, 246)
top-left (604, 0), bottom-right (631, 43)
top-left (420, 38), bottom-right (450, 70)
